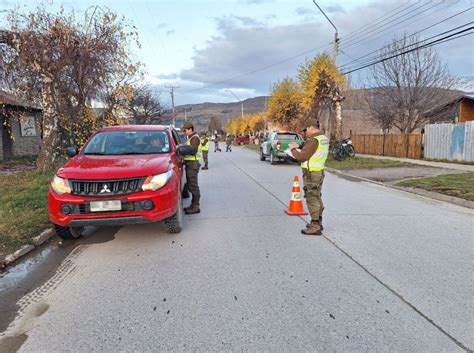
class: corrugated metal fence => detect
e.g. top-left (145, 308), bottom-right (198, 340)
top-left (424, 121), bottom-right (474, 162)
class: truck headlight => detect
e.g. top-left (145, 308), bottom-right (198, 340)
top-left (51, 175), bottom-right (71, 195)
top-left (142, 170), bottom-right (173, 191)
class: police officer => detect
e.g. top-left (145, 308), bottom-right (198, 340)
top-left (201, 133), bottom-right (209, 170)
top-left (289, 118), bottom-right (329, 235)
top-left (182, 121), bottom-right (202, 214)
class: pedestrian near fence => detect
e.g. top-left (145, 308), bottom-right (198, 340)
top-left (182, 121), bottom-right (202, 214)
top-left (289, 118), bottom-right (329, 235)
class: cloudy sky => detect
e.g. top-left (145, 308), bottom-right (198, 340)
top-left (1, 0), bottom-right (473, 107)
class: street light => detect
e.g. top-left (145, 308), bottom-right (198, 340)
top-left (224, 89), bottom-right (244, 119)
top-left (312, 0), bottom-right (343, 140)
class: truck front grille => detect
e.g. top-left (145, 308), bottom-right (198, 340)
top-left (70, 178), bottom-right (144, 196)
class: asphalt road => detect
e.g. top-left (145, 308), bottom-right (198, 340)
top-left (1, 147), bottom-right (472, 352)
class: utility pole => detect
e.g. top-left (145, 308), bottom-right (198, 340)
top-left (165, 85), bottom-right (179, 126)
top-left (224, 89), bottom-right (244, 119)
top-left (312, 0), bottom-right (343, 141)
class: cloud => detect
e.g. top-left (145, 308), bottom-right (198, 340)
top-left (156, 22), bottom-right (169, 30)
top-left (295, 7), bottom-right (313, 16)
top-left (160, 1), bottom-right (473, 104)
top-left (215, 15), bottom-right (265, 31)
top-left (243, 0), bottom-right (274, 4)
top-left (326, 5), bottom-right (346, 14)
top-left (166, 29), bottom-right (175, 36)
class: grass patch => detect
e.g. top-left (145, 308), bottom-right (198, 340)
top-left (325, 156), bottom-right (413, 170)
top-left (242, 144), bottom-right (412, 169)
top-left (397, 173), bottom-right (474, 201)
top-left (0, 170), bottom-right (54, 254)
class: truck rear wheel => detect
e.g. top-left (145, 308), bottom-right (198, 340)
top-left (54, 224), bottom-right (84, 240)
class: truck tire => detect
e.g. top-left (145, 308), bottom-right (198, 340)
top-left (54, 224), bottom-right (84, 240)
top-left (270, 151), bottom-right (277, 165)
top-left (164, 194), bottom-right (183, 234)
top-left (260, 149), bottom-right (266, 161)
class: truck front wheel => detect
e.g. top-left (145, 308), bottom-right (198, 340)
top-left (54, 224), bottom-right (84, 240)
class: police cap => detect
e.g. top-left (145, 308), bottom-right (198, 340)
top-left (182, 121), bottom-right (194, 130)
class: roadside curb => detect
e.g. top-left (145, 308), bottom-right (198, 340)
top-left (0, 228), bottom-right (54, 270)
top-left (326, 167), bottom-right (474, 210)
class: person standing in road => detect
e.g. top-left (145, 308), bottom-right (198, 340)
top-left (182, 121), bottom-right (202, 214)
top-left (214, 134), bottom-right (222, 152)
top-left (289, 118), bottom-right (329, 236)
top-left (201, 133), bottom-right (209, 170)
top-left (225, 134), bottom-right (232, 152)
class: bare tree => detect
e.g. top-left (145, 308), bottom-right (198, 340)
top-left (207, 115), bottom-right (222, 133)
top-left (0, 6), bottom-right (141, 170)
top-left (367, 34), bottom-right (457, 133)
top-left (127, 85), bottom-right (162, 124)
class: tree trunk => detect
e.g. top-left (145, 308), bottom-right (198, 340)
top-left (36, 76), bottom-right (61, 171)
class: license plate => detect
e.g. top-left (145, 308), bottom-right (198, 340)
top-left (89, 200), bottom-right (122, 212)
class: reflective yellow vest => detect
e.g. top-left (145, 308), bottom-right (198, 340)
top-left (301, 135), bottom-right (329, 171)
top-left (184, 134), bottom-right (202, 161)
top-left (201, 138), bottom-right (209, 152)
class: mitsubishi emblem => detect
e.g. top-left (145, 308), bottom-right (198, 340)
top-left (100, 184), bottom-right (111, 193)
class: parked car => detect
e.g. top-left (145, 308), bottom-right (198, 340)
top-left (260, 131), bottom-right (303, 165)
top-left (234, 135), bottom-right (251, 145)
top-left (48, 125), bottom-right (191, 240)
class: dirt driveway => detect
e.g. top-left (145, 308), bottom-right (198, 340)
top-left (343, 165), bottom-right (467, 185)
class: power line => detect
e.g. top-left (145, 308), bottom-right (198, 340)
top-left (181, 2), bottom-right (419, 94)
top-left (340, 1), bottom-right (425, 44)
top-left (341, 21), bottom-right (473, 72)
top-left (341, 26), bottom-right (473, 75)
top-left (340, 1), bottom-right (447, 51)
top-left (181, 41), bottom-right (333, 94)
top-left (180, 2), bottom-right (461, 95)
top-left (339, 6), bottom-right (473, 70)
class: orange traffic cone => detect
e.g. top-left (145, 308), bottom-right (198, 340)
top-left (284, 176), bottom-right (308, 216)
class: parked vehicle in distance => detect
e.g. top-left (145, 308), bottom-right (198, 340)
top-left (234, 134), bottom-right (251, 145)
top-left (48, 125), bottom-right (191, 240)
top-left (260, 131), bottom-right (303, 165)
top-left (331, 138), bottom-right (355, 161)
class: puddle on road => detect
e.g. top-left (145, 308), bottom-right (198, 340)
top-left (0, 226), bottom-right (119, 335)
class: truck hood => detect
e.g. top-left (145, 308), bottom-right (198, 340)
top-left (56, 154), bottom-right (172, 180)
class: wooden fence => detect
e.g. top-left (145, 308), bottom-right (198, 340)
top-left (351, 134), bottom-right (422, 159)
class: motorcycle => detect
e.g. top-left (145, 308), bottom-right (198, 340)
top-left (331, 138), bottom-right (355, 161)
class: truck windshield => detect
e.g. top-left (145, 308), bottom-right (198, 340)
top-left (83, 130), bottom-right (170, 155)
top-left (277, 133), bottom-right (300, 140)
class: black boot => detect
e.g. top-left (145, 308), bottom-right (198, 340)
top-left (185, 196), bottom-right (200, 214)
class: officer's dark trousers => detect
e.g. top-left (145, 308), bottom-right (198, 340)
top-left (302, 169), bottom-right (325, 222)
top-left (185, 160), bottom-right (200, 202)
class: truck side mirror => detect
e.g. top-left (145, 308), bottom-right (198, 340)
top-left (66, 146), bottom-right (78, 157)
top-left (177, 145), bottom-right (194, 157)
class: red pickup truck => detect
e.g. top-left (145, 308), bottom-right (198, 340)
top-left (48, 125), bottom-right (191, 240)
top-left (234, 135), bottom-right (251, 145)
